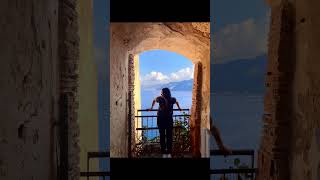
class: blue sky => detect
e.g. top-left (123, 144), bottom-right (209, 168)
top-left (139, 50), bottom-right (194, 89)
top-left (213, 0), bottom-right (269, 29)
top-left (212, 0), bottom-right (270, 64)
top-left (139, 50), bottom-right (193, 76)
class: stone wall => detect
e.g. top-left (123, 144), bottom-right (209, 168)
top-left (110, 29), bottom-right (130, 157)
top-left (191, 62), bottom-right (203, 157)
top-left (58, 0), bottom-right (80, 179)
top-left (290, 0), bottom-right (320, 179)
top-left (257, 2), bottom-right (294, 179)
top-left (128, 54), bottom-right (135, 157)
top-left (0, 0), bottom-right (59, 179)
top-left (258, 0), bottom-right (320, 179)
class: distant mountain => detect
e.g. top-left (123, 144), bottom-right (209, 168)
top-left (155, 54), bottom-right (267, 94)
top-left (157, 79), bottom-right (193, 91)
top-left (211, 54), bottom-right (267, 94)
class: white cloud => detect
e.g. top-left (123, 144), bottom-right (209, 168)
top-left (141, 67), bottom-right (194, 89)
top-left (142, 71), bottom-right (170, 83)
top-left (170, 67), bottom-right (194, 81)
top-left (214, 12), bottom-right (270, 63)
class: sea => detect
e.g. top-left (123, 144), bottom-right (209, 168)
top-left (139, 90), bottom-right (193, 139)
top-left (140, 90), bottom-right (264, 170)
top-left (210, 92), bottom-right (264, 172)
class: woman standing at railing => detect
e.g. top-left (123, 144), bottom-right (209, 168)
top-left (148, 87), bottom-right (182, 158)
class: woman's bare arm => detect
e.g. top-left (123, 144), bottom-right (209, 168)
top-left (175, 101), bottom-right (182, 111)
top-left (210, 116), bottom-right (232, 155)
top-left (148, 99), bottom-right (156, 111)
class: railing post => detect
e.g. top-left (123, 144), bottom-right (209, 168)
top-left (134, 109), bottom-right (191, 157)
top-left (251, 153), bottom-right (254, 179)
top-left (87, 154), bottom-right (89, 180)
top-left (210, 149), bottom-right (257, 179)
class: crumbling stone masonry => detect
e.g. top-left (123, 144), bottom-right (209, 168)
top-left (128, 54), bottom-right (136, 157)
top-left (258, 0), bottom-right (320, 179)
top-left (58, 0), bottom-right (80, 179)
top-left (257, 1), bottom-right (294, 179)
top-left (191, 62), bottom-right (203, 158)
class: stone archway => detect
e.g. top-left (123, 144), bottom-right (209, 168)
top-left (128, 50), bottom-right (204, 158)
top-left (110, 22), bottom-right (211, 158)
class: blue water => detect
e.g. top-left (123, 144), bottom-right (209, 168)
top-left (210, 93), bottom-right (264, 171)
top-left (139, 90), bottom-right (264, 170)
top-left (141, 90), bottom-right (193, 110)
top-left (139, 90), bottom-right (193, 139)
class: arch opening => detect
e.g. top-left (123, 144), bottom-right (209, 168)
top-left (132, 50), bottom-right (195, 158)
top-left (110, 22), bottom-right (211, 158)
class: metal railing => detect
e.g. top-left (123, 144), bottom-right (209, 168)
top-left (210, 149), bottom-right (257, 180)
top-left (134, 109), bottom-right (191, 157)
top-left (80, 151), bottom-right (110, 180)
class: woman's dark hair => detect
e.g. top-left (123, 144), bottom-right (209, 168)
top-left (161, 88), bottom-right (171, 99)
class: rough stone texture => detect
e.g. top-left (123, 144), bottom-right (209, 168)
top-left (110, 23), bottom-right (210, 157)
top-left (258, 0), bottom-right (320, 179)
top-left (127, 54), bottom-right (135, 157)
top-left (190, 62), bottom-right (203, 157)
top-left (257, 1), bottom-right (294, 179)
top-left (59, 0), bottom-right (81, 179)
top-left (0, 0), bottom-right (59, 179)
top-left (290, 0), bottom-right (320, 179)
top-left (110, 30), bottom-right (130, 157)
top-left (76, 0), bottom-right (99, 177)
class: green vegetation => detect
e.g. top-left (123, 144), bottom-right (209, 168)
top-left (133, 113), bottom-right (191, 157)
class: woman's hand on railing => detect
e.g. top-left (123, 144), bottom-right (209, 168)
top-left (147, 108), bottom-right (152, 111)
top-left (220, 145), bottom-right (232, 156)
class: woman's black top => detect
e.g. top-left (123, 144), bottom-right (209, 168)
top-left (155, 96), bottom-right (176, 128)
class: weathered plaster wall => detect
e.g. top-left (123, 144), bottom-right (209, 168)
top-left (110, 30), bottom-right (130, 157)
top-left (77, 0), bottom-right (99, 176)
top-left (0, 0), bottom-right (59, 179)
top-left (257, 2), bottom-right (294, 179)
top-left (110, 23), bottom-right (210, 157)
top-left (290, 0), bottom-right (320, 179)
top-left (258, 0), bottom-right (320, 179)
top-left (191, 62), bottom-right (203, 157)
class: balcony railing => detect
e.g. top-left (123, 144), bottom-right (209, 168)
top-left (134, 109), bottom-right (191, 158)
top-left (80, 151), bottom-right (110, 180)
top-left (210, 149), bottom-right (257, 180)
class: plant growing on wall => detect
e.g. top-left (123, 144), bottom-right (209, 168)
top-left (172, 112), bottom-right (191, 157)
top-left (218, 158), bottom-right (251, 180)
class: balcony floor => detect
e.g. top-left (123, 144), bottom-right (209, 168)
top-left (110, 158), bottom-right (210, 180)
